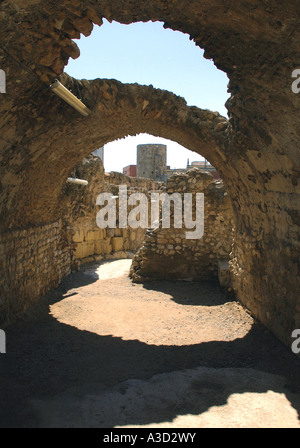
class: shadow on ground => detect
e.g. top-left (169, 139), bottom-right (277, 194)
top-left (1, 264), bottom-right (300, 428)
top-left (141, 279), bottom-right (232, 306)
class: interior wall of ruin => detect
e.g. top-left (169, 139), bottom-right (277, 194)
top-left (0, 1), bottom-right (299, 349)
top-left (130, 169), bottom-right (233, 284)
top-left (0, 155), bottom-right (162, 325)
top-left (0, 221), bottom-right (72, 326)
top-left (64, 156), bottom-right (161, 265)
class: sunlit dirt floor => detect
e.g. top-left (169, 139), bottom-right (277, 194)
top-left (1, 259), bottom-right (300, 428)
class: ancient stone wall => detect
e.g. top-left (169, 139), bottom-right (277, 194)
top-left (0, 0), bottom-right (299, 348)
top-left (130, 169), bottom-right (234, 284)
top-left (63, 155), bottom-right (161, 265)
top-left (0, 221), bottom-right (72, 326)
top-left (0, 154), bottom-right (161, 326)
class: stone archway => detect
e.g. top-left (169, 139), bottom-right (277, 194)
top-left (0, 1), bottom-right (299, 349)
top-left (6, 74), bottom-right (228, 228)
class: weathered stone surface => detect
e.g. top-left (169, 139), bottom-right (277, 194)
top-left (130, 169), bottom-right (234, 284)
top-left (62, 155), bottom-right (161, 265)
top-left (218, 260), bottom-right (231, 289)
top-left (0, 222), bottom-right (72, 326)
top-left (0, 1), bottom-right (299, 349)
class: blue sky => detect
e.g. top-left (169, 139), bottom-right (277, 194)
top-left (66, 20), bottom-right (229, 172)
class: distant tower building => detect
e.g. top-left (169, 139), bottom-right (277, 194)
top-left (136, 144), bottom-right (167, 181)
top-left (93, 146), bottom-right (104, 163)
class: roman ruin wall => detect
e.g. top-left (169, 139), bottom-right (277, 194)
top-left (64, 155), bottom-right (161, 265)
top-left (130, 169), bottom-right (234, 286)
top-left (0, 1), bottom-right (299, 349)
top-left (0, 221), bottom-right (72, 326)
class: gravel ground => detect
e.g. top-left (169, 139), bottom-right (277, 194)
top-left (1, 259), bottom-right (300, 428)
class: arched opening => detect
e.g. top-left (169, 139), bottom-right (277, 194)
top-left (66, 19), bottom-right (229, 117)
top-left (64, 130), bottom-right (229, 279)
top-left (97, 134), bottom-right (207, 176)
top-left (57, 17), bottom-right (231, 274)
top-left (1, 6), bottom-right (300, 429)
top-left (6, 73), bottom-right (228, 229)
